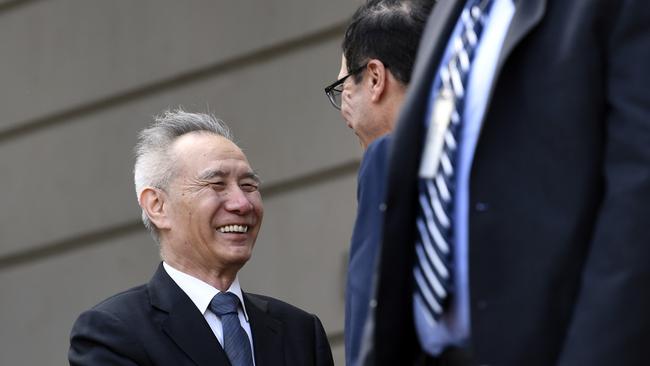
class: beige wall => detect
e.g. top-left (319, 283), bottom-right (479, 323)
top-left (0, 1), bottom-right (364, 364)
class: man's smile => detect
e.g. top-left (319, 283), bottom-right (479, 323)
top-left (216, 224), bottom-right (249, 233)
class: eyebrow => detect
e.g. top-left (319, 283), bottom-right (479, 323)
top-left (198, 169), bottom-right (261, 184)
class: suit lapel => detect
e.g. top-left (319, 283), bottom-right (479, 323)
top-left (495, 0), bottom-right (547, 77)
top-left (408, 0), bottom-right (547, 139)
top-left (476, 0), bottom-right (547, 146)
top-left (244, 294), bottom-right (283, 366)
top-left (161, 305), bottom-right (231, 366)
top-left (148, 264), bottom-right (231, 366)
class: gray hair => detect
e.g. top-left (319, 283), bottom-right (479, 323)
top-left (134, 108), bottom-right (235, 241)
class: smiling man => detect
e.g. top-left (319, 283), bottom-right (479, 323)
top-left (69, 109), bottom-right (333, 366)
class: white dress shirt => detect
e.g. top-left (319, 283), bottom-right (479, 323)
top-left (163, 262), bottom-right (256, 365)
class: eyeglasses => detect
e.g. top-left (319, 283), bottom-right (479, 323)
top-left (323, 64), bottom-right (367, 110)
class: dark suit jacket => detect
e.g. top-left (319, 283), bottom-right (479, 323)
top-left (346, 134), bottom-right (390, 366)
top-left (69, 263), bottom-right (334, 366)
top-left (370, 0), bottom-right (650, 365)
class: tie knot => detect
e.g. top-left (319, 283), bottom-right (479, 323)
top-left (209, 292), bottom-right (241, 316)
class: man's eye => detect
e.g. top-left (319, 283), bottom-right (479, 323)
top-left (210, 182), bottom-right (226, 189)
top-left (241, 183), bottom-right (259, 192)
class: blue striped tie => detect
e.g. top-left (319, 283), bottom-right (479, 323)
top-left (209, 292), bottom-right (254, 366)
top-left (414, 0), bottom-right (495, 323)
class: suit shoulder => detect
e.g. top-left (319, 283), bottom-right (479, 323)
top-left (89, 283), bottom-right (149, 316)
top-left (70, 284), bottom-right (152, 365)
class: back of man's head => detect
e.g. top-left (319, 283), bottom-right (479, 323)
top-left (343, 0), bottom-right (435, 84)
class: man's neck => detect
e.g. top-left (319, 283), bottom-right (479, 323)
top-left (162, 256), bottom-right (240, 291)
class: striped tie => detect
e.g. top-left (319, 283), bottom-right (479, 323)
top-left (209, 292), bottom-right (254, 366)
top-left (414, 0), bottom-right (495, 323)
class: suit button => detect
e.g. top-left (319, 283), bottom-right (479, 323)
top-left (379, 203), bottom-right (387, 212)
top-left (475, 202), bottom-right (489, 212)
top-left (477, 300), bottom-right (488, 310)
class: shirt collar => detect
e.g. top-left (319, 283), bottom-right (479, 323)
top-left (163, 261), bottom-right (250, 321)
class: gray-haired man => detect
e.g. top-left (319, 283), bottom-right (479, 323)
top-left (69, 109), bottom-right (333, 366)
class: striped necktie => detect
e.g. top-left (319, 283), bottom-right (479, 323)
top-left (209, 292), bottom-right (254, 366)
top-left (414, 0), bottom-right (495, 323)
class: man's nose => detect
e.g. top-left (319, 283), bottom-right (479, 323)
top-left (224, 187), bottom-right (254, 214)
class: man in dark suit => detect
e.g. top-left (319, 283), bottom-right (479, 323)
top-left (364, 0), bottom-right (650, 365)
top-left (323, 1), bottom-right (434, 364)
top-left (69, 109), bottom-right (334, 366)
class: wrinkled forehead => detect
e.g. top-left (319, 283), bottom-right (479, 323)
top-left (171, 132), bottom-right (254, 175)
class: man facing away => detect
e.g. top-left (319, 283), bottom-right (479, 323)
top-left (69, 109), bottom-right (334, 366)
top-left (364, 0), bottom-right (650, 365)
top-left (324, 1), bottom-right (434, 364)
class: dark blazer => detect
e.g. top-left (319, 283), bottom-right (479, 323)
top-left (346, 134), bottom-right (390, 366)
top-left (69, 263), bottom-right (333, 366)
top-left (370, 0), bottom-right (650, 365)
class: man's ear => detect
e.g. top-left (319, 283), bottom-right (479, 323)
top-left (139, 187), bottom-right (171, 230)
top-left (366, 59), bottom-right (388, 103)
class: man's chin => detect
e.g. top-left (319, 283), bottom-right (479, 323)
top-left (223, 248), bottom-right (253, 266)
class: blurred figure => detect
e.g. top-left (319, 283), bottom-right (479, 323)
top-left (364, 0), bottom-right (650, 365)
top-left (69, 109), bottom-right (333, 366)
top-left (324, 0), bottom-right (434, 365)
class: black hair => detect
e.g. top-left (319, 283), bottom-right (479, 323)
top-left (342, 0), bottom-right (435, 84)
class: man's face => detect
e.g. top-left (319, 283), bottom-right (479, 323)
top-left (338, 54), bottom-right (373, 147)
top-left (162, 132), bottom-right (263, 273)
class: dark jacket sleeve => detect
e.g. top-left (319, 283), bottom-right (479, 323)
top-left (312, 314), bottom-right (334, 366)
top-left (69, 309), bottom-right (149, 366)
top-left (556, 1), bottom-right (650, 364)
